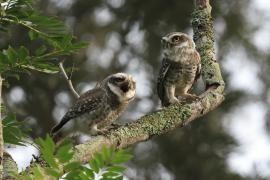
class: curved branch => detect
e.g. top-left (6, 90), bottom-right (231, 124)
top-left (72, 0), bottom-right (225, 164)
top-left (73, 90), bottom-right (224, 163)
top-left (0, 75), bottom-right (4, 179)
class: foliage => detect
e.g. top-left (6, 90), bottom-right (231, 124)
top-left (87, 145), bottom-right (132, 180)
top-left (0, 0), bottom-right (97, 178)
top-left (0, 0), bottom-right (87, 76)
top-left (0, 0), bottom-right (87, 143)
top-left (18, 135), bottom-right (132, 180)
top-left (2, 113), bottom-right (29, 146)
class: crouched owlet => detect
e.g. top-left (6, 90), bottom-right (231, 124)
top-left (157, 32), bottom-right (201, 107)
top-left (51, 73), bottom-right (136, 142)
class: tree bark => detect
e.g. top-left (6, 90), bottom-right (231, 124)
top-left (3, 152), bottom-right (17, 180)
top-left (0, 75), bottom-right (4, 179)
top-left (5, 0), bottom-right (225, 176)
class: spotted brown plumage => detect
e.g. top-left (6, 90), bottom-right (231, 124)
top-left (51, 73), bottom-right (136, 142)
top-left (157, 32), bottom-right (201, 107)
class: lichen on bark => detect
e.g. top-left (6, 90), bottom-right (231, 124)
top-left (192, 7), bottom-right (225, 89)
top-left (3, 152), bottom-right (18, 180)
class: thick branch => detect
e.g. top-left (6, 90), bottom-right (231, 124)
top-left (3, 152), bottom-right (17, 180)
top-left (0, 75), bottom-right (3, 179)
top-left (72, 0), bottom-right (225, 163)
top-left (192, 0), bottom-right (224, 90)
top-left (73, 89), bottom-right (224, 163)
top-left (59, 61), bottom-right (80, 99)
top-left (195, 0), bottom-right (211, 14)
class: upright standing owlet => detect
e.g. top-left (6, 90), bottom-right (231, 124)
top-left (51, 73), bottom-right (136, 141)
top-left (157, 32), bottom-right (201, 107)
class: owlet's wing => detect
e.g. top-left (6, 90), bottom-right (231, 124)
top-left (157, 58), bottom-right (171, 101)
top-left (193, 51), bottom-right (201, 82)
top-left (50, 88), bottom-right (105, 135)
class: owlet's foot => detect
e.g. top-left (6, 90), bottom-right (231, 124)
top-left (109, 123), bottom-right (122, 130)
top-left (178, 94), bottom-right (200, 102)
top-left (168, 96), bottom-right (179, 105)
top-left (96, 128), bottom-right (109, 135)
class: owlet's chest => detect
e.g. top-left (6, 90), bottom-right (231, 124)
top-left (166, 62), bottom-right (197, 84)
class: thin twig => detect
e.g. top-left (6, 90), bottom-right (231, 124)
top-left (69, 62), bottom-right (75, 80)
top-left (59, 61), bottom-right (80, 99)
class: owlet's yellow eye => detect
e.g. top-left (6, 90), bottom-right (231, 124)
top-left (172, 35), bottom-right (182, 43)
top-left (113, 76), bottom-right (125, 82)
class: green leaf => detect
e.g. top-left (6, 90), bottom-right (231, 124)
top-left (112, 149), bottom-right (132, 164)
top-left (78, 171), bottom-right (90, 180)
top-left (18, 46), bottom-right (29, 60)
top-left (106, 166), bottom-right (126, 173)
top-left (35, 45), bottom-right (47, 56)
top-left (45, 167), bottom-right (61, 178)
top-left (101, 171), bottom-right (122, 180)
top-left (2, 114), bottom-right (29, 146)
top-left (28, 30), bottom-right (39, 40)
top-left (65, 170), bottom-right (88, 180)
top-left (64, 162), bottom-right (81, 172)
top-left (5, 46), bottom-right (18, 63)
top-left (35, 135), bottom-right (58, 169)
top-left (89, 158), bottom-right (100, 173)
top-left (21, 64), bottom-right (59, 74)
top-left (0, 52), bottom-right (9, 64)
top-left (32, 166), bottom-right (45, 180)
top-left (114, 176), bottom-right (124, 180)
top-left (81, 166), bottom-right (94, 178)
top-left (101, 145), bottom-right (113, 161)
top-left (95, 153), bottom-right (104, 168)
top-left (55, 142), bottom-right (73, 163)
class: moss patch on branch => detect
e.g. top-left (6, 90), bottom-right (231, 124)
top-left (192, 9), bottom-right (225, 90)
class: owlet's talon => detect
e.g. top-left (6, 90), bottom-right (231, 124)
top-left (168, 97), bottom-right (180, 105)
top-left (178, 94), bottom-right (200, 102)
top-left (96, 129), bottom-right (109, 135)
top-left (110, 123), bottom-right (122, 129)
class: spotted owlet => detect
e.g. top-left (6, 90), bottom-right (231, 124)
top-left (51, 73), bottom-right (136, 141)
top-left (157, 32), bottom-right (201, 107)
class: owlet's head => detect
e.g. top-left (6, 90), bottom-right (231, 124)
top-left (161, 32), bottom-right (194, 59)
top-left (104, 73), bottom-right (136, 102)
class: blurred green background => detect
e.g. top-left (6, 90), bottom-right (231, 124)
top-left (2, 0), bottom-right (270, 179)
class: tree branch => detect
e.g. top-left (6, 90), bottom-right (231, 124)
top-left (71, 0), bottom-right (225, 164)
top-left (192, 0), bottom-right (224, 90)
top-left (0, 75), bottom-right (4, 179)
top-left (3, 152), bottom-right (17, 180)
top-left (73, 90), bottom-right (224, 163)
top-left (59, 61), bottom-right (80, 99)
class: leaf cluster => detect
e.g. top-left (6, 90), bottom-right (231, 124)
top-left (0, 0), bottom-right (87, 76)
top-left (18, 135), bottom-right (132, 180)
top-left (2, 113), bottom-right (29, 146)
